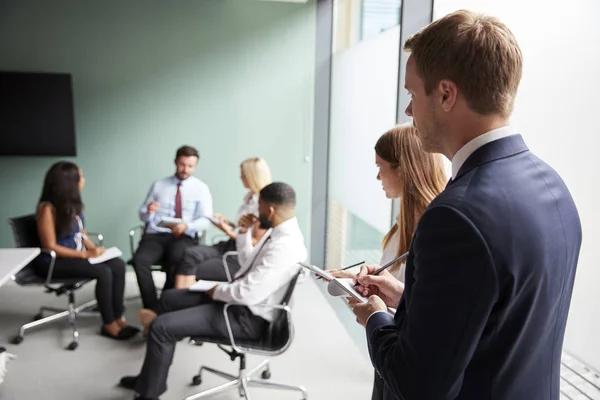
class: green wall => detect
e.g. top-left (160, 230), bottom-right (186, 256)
top-left (0, 0), bottom-right (315, 256)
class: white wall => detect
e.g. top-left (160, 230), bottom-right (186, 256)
top-left (434, 0), bottom-right (600, 371)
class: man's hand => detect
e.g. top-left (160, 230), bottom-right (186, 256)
top-left (147, 201), bottom-right (160, 214)
top-left (349, 295), bottom-right (387, 327)
top-left (355, 265), bottom-right (405, 308)
top-left (238, 214), bottom-right (258, 234)
top-left (171, 223), bottom-right (188, 238)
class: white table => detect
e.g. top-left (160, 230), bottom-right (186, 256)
top-left (0, 248), bottom-right (41, 381)
top-left (0, 248), bottom-right (41, 288)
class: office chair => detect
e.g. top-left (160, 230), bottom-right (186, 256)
top-left (185, 271), bottom-right (307, 400)
top-left (7, 214), bottom-right (102, 350)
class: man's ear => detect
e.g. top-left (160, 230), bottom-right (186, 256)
top-left (269, 205), bottom-right (276, 219)
top-left (438, 79), bottom-right (458, 112)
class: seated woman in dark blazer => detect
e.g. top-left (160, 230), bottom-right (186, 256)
top-left (35, 161), bottom-right (138, 340)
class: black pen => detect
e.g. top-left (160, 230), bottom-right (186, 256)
top-left (353, 252), bottom-right (409, 287)
top-left (340, 260), bottom-right (365, 271)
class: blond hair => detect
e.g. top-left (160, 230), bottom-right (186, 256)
top-left (240, 157), bottom-right (272, 194)
top-left (375, 124), bottom-right (446, 271)
top-left (404, 10), bottom-right (522, 118)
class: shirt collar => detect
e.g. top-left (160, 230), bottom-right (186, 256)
top-left (245, 192), bottom-right (258, 204)
top-left (451, 125), bottom-right (517, 179)
top-left (171, 175), bottom-right (192, 185)
top-left (270, 217), bottom-right (299, 240)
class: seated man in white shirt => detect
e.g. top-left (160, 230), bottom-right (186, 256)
top-left (119, 182), bottom-right (307, 400)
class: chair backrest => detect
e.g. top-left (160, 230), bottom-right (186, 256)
top-left (8, 214), bottom-right (41, 248)
top-left (7, 214), bottom-right (43, 285)
top-left (260, 270), bottom-right (302, 352)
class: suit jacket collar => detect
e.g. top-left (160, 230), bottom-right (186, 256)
top-left (450, 134), bottom-right (529, 185)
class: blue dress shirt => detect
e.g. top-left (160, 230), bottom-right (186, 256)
top-left (139, 175), bottom-right (213, 238)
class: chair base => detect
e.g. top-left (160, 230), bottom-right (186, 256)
top-left (11, 292), bottom-right (98, 351)
top-left (185, 359), bottom-right (307, 400)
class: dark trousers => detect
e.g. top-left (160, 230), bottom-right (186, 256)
top-left (34, 257), bottom-right (126, 324)
top-left (134, 288), bottom-right (268, 398)
top-left (177, 239), bottom-right (240, 282)
top-left (131, 233), bottom-right (196, 310)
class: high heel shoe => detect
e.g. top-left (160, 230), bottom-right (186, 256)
top-left (100, 325), bottom-right (139, 340)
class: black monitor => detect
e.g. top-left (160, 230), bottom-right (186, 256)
top-left (0, 71), bottom-right (77, 156)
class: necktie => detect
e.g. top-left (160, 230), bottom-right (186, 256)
top-left (175, 181), bottom-right (183, 218)
top-left (233, 236), bottom-right (272, 282)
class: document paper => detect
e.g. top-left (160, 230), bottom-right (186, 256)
top-left (189, 280), bottom-right (223, 292)
top-left (88, 247), bottom-right (123, 265)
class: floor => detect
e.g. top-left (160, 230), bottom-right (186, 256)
top-left (0, 272), bottom-right (373, 400)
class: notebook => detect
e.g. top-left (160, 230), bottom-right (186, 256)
top-left (189, 279), bottom-right (222, 292)
top-left (88, 247), bottom-right (123, 265)
top-left (157, 217), bottom-right (183, 227)
top-left (299, 262), bottom-right (367, 303)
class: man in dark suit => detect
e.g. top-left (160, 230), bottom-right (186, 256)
top-left (351, 10), bottom-right (582, 400)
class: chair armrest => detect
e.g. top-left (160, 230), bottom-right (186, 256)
top-left (85, 232), bottom-right (104, 247)
top-left (222, 302), bottom-right (292, 356)
top-left (42, 248), bottom-right (57, 289)
top-left (221, 251), bottom-right (238, 283)
top-left (128, 225), bottom-right (145, 256)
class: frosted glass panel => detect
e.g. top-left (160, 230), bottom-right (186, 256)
top-left (434, 0), bottom-right (600, 371)
top-left (326, 26), bottom-right (400, 268)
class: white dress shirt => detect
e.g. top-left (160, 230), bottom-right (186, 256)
top-left (235, 192), bottom-right (259, 224)
top-left (451, 125), bottom-right (517, 179)
top-left (212, 217), bottom-right (307, 322)
top-left (140, 175), bottom-right (213, 237)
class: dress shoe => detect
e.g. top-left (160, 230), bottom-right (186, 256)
top-left (119, 375), bottom-right (138, 390)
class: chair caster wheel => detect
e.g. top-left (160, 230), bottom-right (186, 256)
top-left (192, 375), bottom-right (202, 386)
top-left (66, 342), bottom-right (78, 351)
top-left (33, 313), bottom-right (44, 321)
top-left (11, 335), bottom-right (23, 345)
top-left (261, 370), bottom-right (271, 379)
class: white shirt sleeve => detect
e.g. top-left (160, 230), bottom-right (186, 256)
top-left (235, 230), bottom-right (254, 267)
top-left (212, 240), bottom-right (296, 305)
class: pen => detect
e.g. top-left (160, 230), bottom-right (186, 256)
top-left (340, 260), bottom-right (365, 271)
top-left (352, 252), bottom-right (409, 288)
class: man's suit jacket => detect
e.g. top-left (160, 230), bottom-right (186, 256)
top-left (367, 135), bottom-right (582, 400)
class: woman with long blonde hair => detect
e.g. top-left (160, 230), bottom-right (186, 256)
top-left (173, 157), bottom-right (272, 289)
top-left (330, 123), bottom-right (446, 399)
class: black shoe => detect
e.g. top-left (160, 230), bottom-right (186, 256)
top-left (119, 375), bottom-right (138, 390)
top-left (122, 325), bottom-right (141, 335)
top-left (100, 326), bottom-right (139, 340)
top-left (134, 396), bottom-right (159, 400)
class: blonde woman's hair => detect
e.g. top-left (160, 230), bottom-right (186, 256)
top-left (375, 124), bottom-right (447, 271)
top-left (240, 157), bottom-right (272, 194)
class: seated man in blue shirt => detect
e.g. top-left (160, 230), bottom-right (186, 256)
top-left (132, 145), bottom-right (213, 313)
